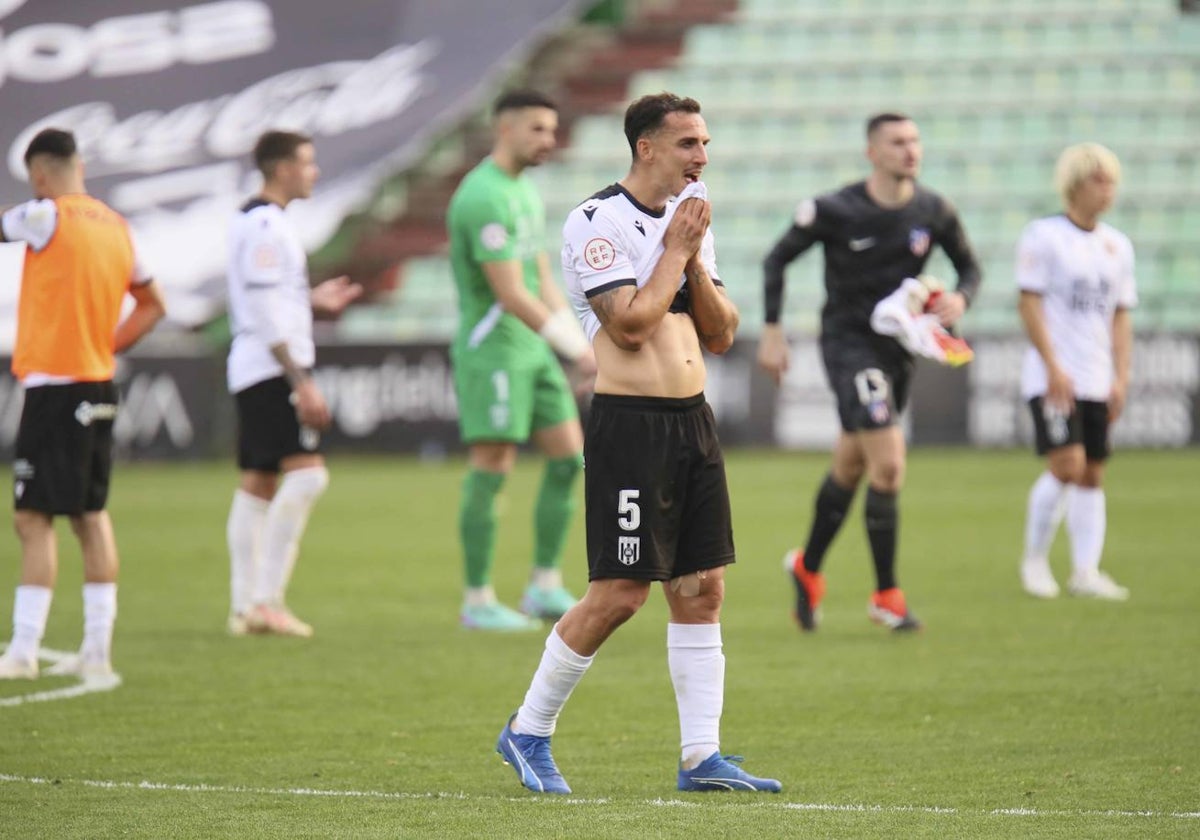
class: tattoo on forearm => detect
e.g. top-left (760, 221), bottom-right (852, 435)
top-left (589, 288), bottom-right (621, 326)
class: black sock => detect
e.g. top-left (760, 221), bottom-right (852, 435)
top-left (865, 487), bottom-right (899, 591)
top-left (803, 473), bottom-right (856, 573)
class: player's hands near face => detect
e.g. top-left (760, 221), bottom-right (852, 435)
top-left (292, 378), bottom-right (332, 430)
top-left (663, 198), bottom-right (710, 258)
top-left (929, 290), bottom-right (966, 327)
top-left (1108, 379), bottom-right (1127, 423)
top-left (311, 275), bottom-right (363, 316)
top-left (756, 323), bottom-right (789, 385)
top-left (1045, 365), bottom-right (1075, 415)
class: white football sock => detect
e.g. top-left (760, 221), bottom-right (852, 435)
top-left (514, 626), bottom-right (594, 737)
top-left (668, 622), bottom-right (724, 770)
top-left (530, 567), bottom-right (562, 590)
top-left (254, 466), bottom-right (328, 606)
top-left (1024, 471), bottom-right (1069, 564)
top-left (227, 490), bottom-right (269, 616)
top-left (81, 582), bottom-right (117, 663)
top-left (8, 585), bottom-right (52, 663)
top-left (1067, 487), bottom-right (1107, 575)
top-left (464, 585), bottom-right (497, 607)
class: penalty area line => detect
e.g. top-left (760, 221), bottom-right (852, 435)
top-left (0, 775), bottom-right (1196, 820)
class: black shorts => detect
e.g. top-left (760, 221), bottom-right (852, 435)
top-left (584, 393), bottom-right (735, 581)
top-left (14, 381), bottom-right (118, 515)
top-left (1028, 397), bottom-right (1111, 461)
top-left (235, 376), bottom-right (321, 472)
top-left (821, 334), bottom-right (913, 432)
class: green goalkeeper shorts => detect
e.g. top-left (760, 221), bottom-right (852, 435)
top-left (453, 348), bottom-right (578, 444)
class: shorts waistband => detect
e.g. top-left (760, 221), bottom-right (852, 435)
top-left (591, 392), bottom-right (706, 412)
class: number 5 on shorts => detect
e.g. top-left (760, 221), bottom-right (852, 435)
top-left (617, 488), bottom-right (640, 531)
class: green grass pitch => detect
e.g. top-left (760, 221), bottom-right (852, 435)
top-left (1, 448), bottom-right (1197, 838)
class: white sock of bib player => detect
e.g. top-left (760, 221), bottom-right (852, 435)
top-left (81, 582), bottom-right (117, 663)
top-left (513, 626), bottom-right (594, 737)
top-left (1067, 487), bottom-right (1107, 576)
top-left (7, 585), bottom-right (52, 663)
top-left (254, 466), bottom-right (329, 606)
top-left (227, 490), bottom-right (269, 616)
top-left (1023, 471), bottom-right (1069, 564)
top-left (668, 622), bottom-right (723, 770)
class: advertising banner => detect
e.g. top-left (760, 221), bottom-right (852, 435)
top-left (1, 335), bottom-right (1197, 461)
top-left (0, 0), bottom-right (588, 328)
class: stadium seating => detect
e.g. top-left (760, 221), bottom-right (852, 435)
top-left (365, 0), bottom-right (1197, 338)
top-left (530, 0), bottom-right (1198, 334)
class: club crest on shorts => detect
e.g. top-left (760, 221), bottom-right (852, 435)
top-left (869, 401), bottom-right (890, 425)
top-left (618, 535), bottom-right (641, 565)
top-left (909, 228), bottom-right (930, 257)
top-left (299, 427), bottom-right (320, 451)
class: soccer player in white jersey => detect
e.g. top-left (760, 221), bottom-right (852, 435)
top-left (494, 93), bottom-right (780, 795)
top-left (224, 131), bottom-right (361, 637)
top-left (1017, 142), bottom-right (1135, 601)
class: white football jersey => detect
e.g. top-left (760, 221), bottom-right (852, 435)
top-left (226, 199), bottom-right (314, 394)
top-left (561, 183), bottom-right (720, 341)
top-left (1017, 215), bottom-right (1137, 401)
top-left (1, 198), bottom-right (58, 252)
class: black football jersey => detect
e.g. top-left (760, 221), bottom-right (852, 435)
top-left (763, 181), bottom-right (982, 338)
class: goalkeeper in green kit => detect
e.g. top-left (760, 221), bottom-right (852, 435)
top-left (446, 90), bottom-right (595, 631)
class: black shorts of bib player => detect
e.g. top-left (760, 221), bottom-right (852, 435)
top-left (14, 381), bottom-right (119, 515)
top-left (758, 113), bottom-right (982, 632)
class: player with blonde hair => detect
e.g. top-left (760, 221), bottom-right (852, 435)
top-left (1017, 142), bottom-right (1134, 601)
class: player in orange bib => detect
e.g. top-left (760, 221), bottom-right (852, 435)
top-left (0, 128), bottom-right (166, 681)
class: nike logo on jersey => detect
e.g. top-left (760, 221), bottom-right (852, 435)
top-left (583, 206), bottom-right (597, 221)
top-left (848, 237), bottom-right (876, 251)
top-left (633, 220), bottom-right (645, 236)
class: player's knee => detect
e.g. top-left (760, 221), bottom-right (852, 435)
top-left (1048, 450), bottom-right (1085, 485)
top-left (1079, 463), bottom-right (1105, 488)
top-left (869, 460), bottom-right (905, 493)
top-left (280, 465), bottom-right (329, 504)
top-left (547, 453), bottom-right (583, 483)
top-left (596, 582), bottom-right (650, 627)
top-left (13, 509), bottom-right (52, 540)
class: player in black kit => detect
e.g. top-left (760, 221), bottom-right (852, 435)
top-left (758, 113), bottom-right (981, 633)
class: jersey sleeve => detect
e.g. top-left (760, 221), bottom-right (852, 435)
top-left (0, 199), bottom-right (59, 252)
top-left (127, 228), bottom-right (154, 287)
top-left (1015, 222), bottom-right (1052, 294)
top-left (562, 205), bottom-right (635, 298)
top-left (700, 228), bottom-right (721, 285)
top-left (237, 215), bottom-right (288, 289)
top-left (457, 188), bottom-right (517, 264)
top-left (761, 197), bottom-right (824, 324)
top-left (1116, 234), bottom-right (1138, 309)
top-left (935, 198), bottom-right (983, 304)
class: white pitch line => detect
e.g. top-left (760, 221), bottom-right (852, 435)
top-left (0, 646), bottom-right (122, 707)
top-left (0, 774), bottom-right (1196, 820)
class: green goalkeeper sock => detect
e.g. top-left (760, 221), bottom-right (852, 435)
top-left (534, 454), bottom-right (583, 570)
top-left (460, 469), bottom-right (506, 588)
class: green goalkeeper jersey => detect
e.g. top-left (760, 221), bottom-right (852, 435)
top-left (447, 157), bottom-right (548, 366)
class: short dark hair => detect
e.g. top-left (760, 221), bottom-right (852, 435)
top-left (23, 128), bottom-right (77, 168)
top-left (493, 89), bottom-right (557, 116)
top-left (623, 92), bottom-right (702, 156)
top-left (253, 130), bottom-right (312, 177)
top-left (866, 113), bottom-right (913, 140)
